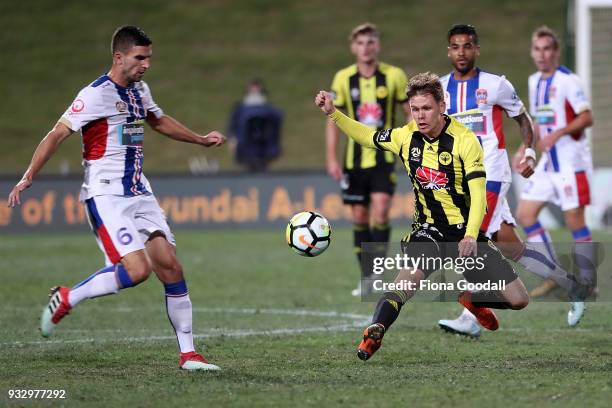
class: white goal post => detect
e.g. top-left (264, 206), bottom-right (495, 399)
top-left (575, 0), bottom-right (612, 227)
top-left (575, 0), bottom-right (612, 167)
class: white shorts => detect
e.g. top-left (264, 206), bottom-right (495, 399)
top-left (520, 164), bottom-right (591, 211)
top-left (481, 181), bottom-right (516, 238)
top-left (84, 194), bottom-right (175, 265)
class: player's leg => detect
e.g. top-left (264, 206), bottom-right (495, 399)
top-left (139, 196), bottom-right (219, 371)
top-left (358, 266), bottom-right (425, 361)
top-left (496, 222), bottom-right (581, 293)
top-left (351, 203), bottom-right (371, 295)
top-left (342, 170), bottom-right (372, 296)
top-left (358, 226), bottom-right (440, 361)
top-left (439, 182), bottom-right (507, 337)
top-left (564, 206), bottom-right (595, 326)
top-left (41, 196), bottom-right (150, 337)
top-left (370, 192), bottom-right (392, 248)
top-left (369, 165), bottom-right (396, 269)
top-left (517, 166), bottom-right (561, 297)
top-left (456, 235), bottom-right (528, 334)
top-left (516, 199), bottom-right (560, 297)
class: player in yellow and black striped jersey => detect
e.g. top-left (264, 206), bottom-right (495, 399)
top-left (331, 62), bottom-right (408, 170)
top-left (326, 23), bottom-right (411, 296)
top-left (316, 72), bottom-right (529, 361)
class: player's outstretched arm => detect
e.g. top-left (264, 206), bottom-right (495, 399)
top-left (511, 112), bottom-right (536, 178)
top-left (8, 122), bottom-right (72, 207)
top-left (315, 91), bottom-right (377, 149)
top-left (325, 119), bottom-right (342, 181)
top-left (146, 113), bottom-right (226, 147)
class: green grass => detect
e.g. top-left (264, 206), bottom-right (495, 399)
top-left (1, 228), bottom-right (611, 407)
top-left (0, 0), bottom-right (566, 174)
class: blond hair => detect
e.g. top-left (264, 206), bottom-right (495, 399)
top-left (532, 25), bottom-right (560, 50)
top-left (349, 22), bottom-right (379, 41)
top-left (406, 72), bottom-right (444, 103)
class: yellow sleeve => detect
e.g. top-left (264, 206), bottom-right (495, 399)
top-left (460, 131), bottom-right (487, 238)
top-left (328, 110), bottom-right (403, 155)
top-left (328, 110), bottom-right (376, 148)
top-left (394, 68), bottom-right (409, 103)
top-left (330, 72), bottom-right (345, 108)
top-left (466, 177), bottom-right (486, 238)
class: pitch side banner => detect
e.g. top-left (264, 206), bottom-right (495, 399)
top-left (0, 172), bottom-right (415, 233)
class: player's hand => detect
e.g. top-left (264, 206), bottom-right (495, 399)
top-left (458, 236), bottom-right (477, 258)
top-left (315, 91), bottom-right (336, 115)
top-left (537, 131), bottom-right (560, 152)
top-left (326, 159), bottom-right (342, 181)
top-left (511, 145), bottom-right (525, 171)
top-left (515, 156), bottom-right (535, 178)
top-left (201, 131), bottom-right (226, 147)
top-left (8, 178), bottom-right (32, 207)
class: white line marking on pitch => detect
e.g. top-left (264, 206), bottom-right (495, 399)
top-left (1, 307), bottom-right (370, 348)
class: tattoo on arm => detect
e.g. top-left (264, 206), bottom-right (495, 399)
top-left (514, 113), bottom-right (534, 148)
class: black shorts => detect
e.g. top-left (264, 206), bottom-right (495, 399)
top-left (400, 223), bottom-right (518, 285)
top-left (341, 165), bottom-right (396, 205)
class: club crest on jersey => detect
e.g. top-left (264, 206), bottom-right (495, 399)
top-left (350, 87), bottom-right (360, 100)
top-left (549, 86), bottom-right (556, 100)
top-left (438, 151), bottom-right (452, 166)
top-left (116, 101), bottom-right (127, 112)
top-left (376, 86), bottom-right (388, 99)
top-left (375, 129), bottom-right (391, 143)
top-left (476, 88), bottom-right (488, 105)
top-left (71, 99), bottom-right (85, 113)
top-left (410, 147), bottom-right (421, 162)
top-left (357, 103), bottom-right (383, 127)
top-left (444, 91), bottom-right (451, 111)
top-left (415, 166), bottom-right (449, 190)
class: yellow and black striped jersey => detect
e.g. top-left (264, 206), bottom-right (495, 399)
top-left (329, 110), bottom-right (486, 236)
top-left (330, 62), bottom-right (408, 170)
top-left (372, 116), bottom-right (485, 229)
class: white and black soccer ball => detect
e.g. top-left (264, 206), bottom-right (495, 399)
top-left (285, 211), bottom-right (331, 257)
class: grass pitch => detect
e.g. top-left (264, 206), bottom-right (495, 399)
top-left (1, 228), bottom-right (611, 407)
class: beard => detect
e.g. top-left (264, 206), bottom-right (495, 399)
top-left (454, 61), bottom-right (475, 75)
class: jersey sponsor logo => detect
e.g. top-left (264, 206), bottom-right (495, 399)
top-left (116, 101), bottom-right (127, 112)
top-left (438, 151), bottom-right (452, 166)
top-left (350, 87), bottom-right (360, 100)
top-left (375, 129), bottom-right (391, 143)
top-left (535, 105), bottom-right (556, 126)
top-left (71, 99), bottom-right (85, 113)
top-left (415, 166), bottom-right (449, 190)
top-left (452, 109), bottom-right (486, 135)
top-left (357, 103), bottom-right (383, 127)
top-left (476, 88), bottom-right (488, 105)
top-left (119, 120), bottom-right (145, 146)
top-left (410, 146), bottom-right (421, 162)
top-left (376, 86), bottom-right (388, 99)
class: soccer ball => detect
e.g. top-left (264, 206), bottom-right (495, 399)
top-left (285, 211), bottom-right (331, 257)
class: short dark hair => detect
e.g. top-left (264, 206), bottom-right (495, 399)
top-left (406, 72), bottom-right (444, 103)
top-left (349, 22), bottom-right (379, 41)
top-left (532, 25), bottom-right (560, 50)
top-left (111, 25), bottom-right (152, 54)
top-left (447, 24), bottom-right (479, 45)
